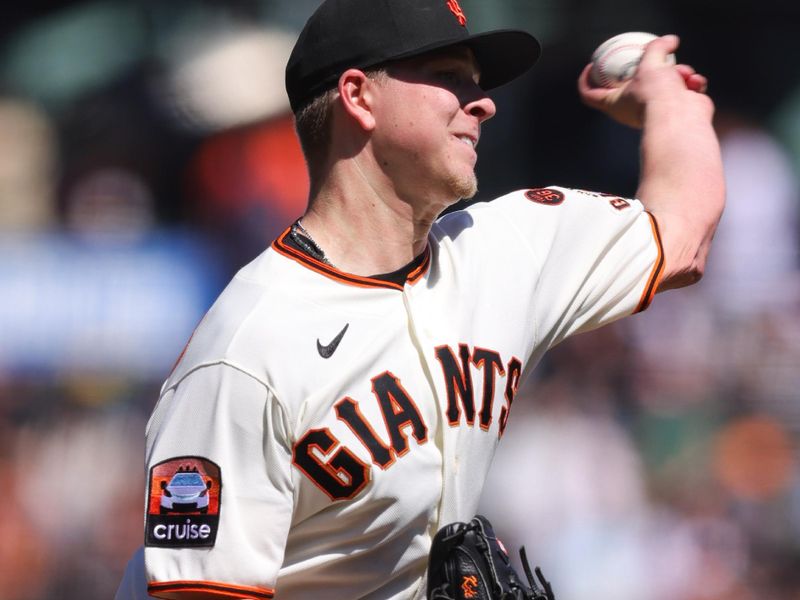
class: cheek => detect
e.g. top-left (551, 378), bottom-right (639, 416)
top-left (380, 117), bottom-right (440, 164)
top-left (372, 87), bottom-right (461, 170)
top-left (385, 91), bottom-right (452, 139)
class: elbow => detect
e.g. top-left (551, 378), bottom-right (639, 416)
top-left (657, 255), bottom-right (706, 292)
top-left (683, 261), bottom-right (706, 286)
top-left (684, 253), bottom-right (708, 285)
top-left (653, 212), bottom-right (720, 293)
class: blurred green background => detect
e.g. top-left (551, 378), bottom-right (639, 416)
top-left (1, 1), bottom-right (800, 598)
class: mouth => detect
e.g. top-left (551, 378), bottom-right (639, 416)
top-left (455, 134), bottom-right (478, 149)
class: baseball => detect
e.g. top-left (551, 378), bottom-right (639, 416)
top-left (589, 32), bottom-right (676, 88)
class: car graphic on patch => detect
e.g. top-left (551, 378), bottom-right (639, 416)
top-left (159, 468), bottom-right (213, 514)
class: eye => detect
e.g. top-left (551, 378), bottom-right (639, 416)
top-left (431, 66), bottom-right (481, 89)
top-left (434, 69), bottom-right (461, 84)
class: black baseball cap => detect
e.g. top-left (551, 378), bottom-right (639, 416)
top-left (285, 0), bottom-right (541, 113)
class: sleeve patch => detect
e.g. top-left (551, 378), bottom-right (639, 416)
top-left (145, 457), bottom-right (222, 548)
top-left (525, 188), bottom-right (564, 205)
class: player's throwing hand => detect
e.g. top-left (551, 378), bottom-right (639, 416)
top-left (578, 35), bottom-right (713, 129)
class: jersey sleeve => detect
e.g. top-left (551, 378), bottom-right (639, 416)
top-left (142, 363), bottom-right (293, 599)
top-left (496, 186), bottom-right (664, 350)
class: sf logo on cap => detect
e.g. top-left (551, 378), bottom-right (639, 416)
top-left (447, 0), bottom-right (467, 26)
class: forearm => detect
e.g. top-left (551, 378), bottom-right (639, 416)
top-left (636, 97), bottom-right (725, 290)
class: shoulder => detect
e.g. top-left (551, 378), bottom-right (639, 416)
top-left (163, 247), bottom-right (311, 389)
top-left (483, 186), bottom-right (643, 214)
top-left (432, 186), bottom-right (644, 242)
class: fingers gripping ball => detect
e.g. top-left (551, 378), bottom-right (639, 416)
top-left (588, 32), bottom-right (676, 88)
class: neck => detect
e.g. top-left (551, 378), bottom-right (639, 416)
top-left (299, 157), bottom-right (449, 276)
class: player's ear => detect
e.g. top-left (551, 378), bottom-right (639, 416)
top-left (338, 69), bottom-right (378, 132)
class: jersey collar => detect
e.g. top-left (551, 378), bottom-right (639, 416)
top-left (272, 225), bottom-right (431, 291)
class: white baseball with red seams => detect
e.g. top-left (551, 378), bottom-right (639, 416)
top-left (589, 32), bottom-right (676, 88)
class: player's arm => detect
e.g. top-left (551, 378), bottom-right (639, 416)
top-left (142, 364), bottom-right (293, 600)
top-left (577, 34), bottom-right (725, 291)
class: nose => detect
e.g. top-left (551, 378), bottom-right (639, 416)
top-left (464, 92), bottom-right (496, 123)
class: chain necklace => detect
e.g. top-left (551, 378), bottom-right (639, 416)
top-left (290, 219), bottom-right (335, 267)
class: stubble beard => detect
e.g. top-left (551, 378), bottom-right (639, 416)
top-left (448, 170), bottom-right (478, 201)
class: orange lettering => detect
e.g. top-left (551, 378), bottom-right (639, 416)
top-left (462, 575), bottom-right (479, 598)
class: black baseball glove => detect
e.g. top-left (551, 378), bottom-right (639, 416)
top-left (427, 515), bottom-right (555, 600)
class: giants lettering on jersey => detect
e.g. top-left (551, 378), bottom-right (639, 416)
top-left (291, 343), bottom-right (522, 501)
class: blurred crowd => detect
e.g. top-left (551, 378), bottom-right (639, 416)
top-left (1, 1), bottom-right (800, 599)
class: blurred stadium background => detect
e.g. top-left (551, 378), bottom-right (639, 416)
top-left (1, 1), bottom-right (800, 598)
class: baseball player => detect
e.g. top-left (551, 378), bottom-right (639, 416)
top-left (116, 0), bottom-right (724, 598)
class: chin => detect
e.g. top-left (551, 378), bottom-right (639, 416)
top-left (449, 172), bottom-right (478, 200)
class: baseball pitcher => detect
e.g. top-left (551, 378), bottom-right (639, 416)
top-left (115, 0), bottom-right (724, 598)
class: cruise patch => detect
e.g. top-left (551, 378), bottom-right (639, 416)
top-left (145, 456), bottom-right (221, 548)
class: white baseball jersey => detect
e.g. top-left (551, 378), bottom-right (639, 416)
top-left (116, 186), bottom-right (663, 600)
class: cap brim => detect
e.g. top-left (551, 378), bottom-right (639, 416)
top-left (288, 28), bottom-right (541, 112)
top-left (466, 30), bottom-right (541, 90)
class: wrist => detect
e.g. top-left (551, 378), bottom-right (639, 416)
top-left (643, 93), bottom-right (715, 127)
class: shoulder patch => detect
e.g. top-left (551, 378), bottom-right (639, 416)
top-left (145, 457), bottom-right (222, 548)
top-left (525, 188), bottom-right (564, 205)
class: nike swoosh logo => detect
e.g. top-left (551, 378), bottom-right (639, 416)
top-left (317, 323), bottom-right (349, 358)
